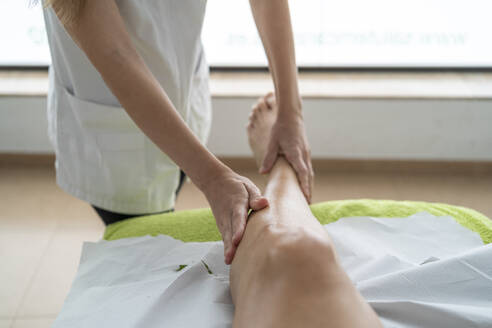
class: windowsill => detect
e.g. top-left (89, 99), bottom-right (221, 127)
top-left (1, 69), bottom-right (492, 100)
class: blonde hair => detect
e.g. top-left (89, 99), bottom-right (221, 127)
top-left (35, 0), bottom-right (86, 27)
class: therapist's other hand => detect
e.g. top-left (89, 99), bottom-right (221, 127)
top-left (259, 93), bottom-right (313, 203)
top-left (202, 169), bottom-right (268, 265)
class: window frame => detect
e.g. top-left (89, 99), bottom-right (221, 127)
top-left (2, 65), bottom-right (491, 73)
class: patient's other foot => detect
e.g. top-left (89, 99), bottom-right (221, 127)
top-left (247, 92), bottom-right (277, 167)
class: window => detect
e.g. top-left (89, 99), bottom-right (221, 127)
top-left (0, 1), bottom-right (50, 66)
top-left (2, 0), bottom-right (491, 68)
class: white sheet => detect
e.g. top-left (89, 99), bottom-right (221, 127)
top-left (53, 212), bottom-right (492, 328)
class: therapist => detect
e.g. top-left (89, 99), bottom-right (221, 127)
top-left (42, 0), bottom-right (313, 264)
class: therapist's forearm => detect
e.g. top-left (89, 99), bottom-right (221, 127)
top-left (249, 0), bottom-right (301, 118)
top-left (62, 0), bottom-right (228, 190)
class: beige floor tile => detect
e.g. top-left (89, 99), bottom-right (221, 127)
top-left (11, 316), bottom-right (55, 328)
top-left (46, 199), bottom-right (104, 230)
top-left (0, 218), bottom-right (56, 317)
top-left (16, 228), bottom-right (102, 317)
top-left (0, 164), bottom-right (104, 229)
top-left (0, 165), bottom-right (56, 220)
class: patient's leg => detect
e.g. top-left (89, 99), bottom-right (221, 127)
top-left (230, 96), bottom-right (382, 328)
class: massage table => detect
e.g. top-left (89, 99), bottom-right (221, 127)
top-left (54, 199), bottom-right (492, 327)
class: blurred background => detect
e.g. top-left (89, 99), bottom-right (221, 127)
top-left (1, 0), bottom-right (491, 327)
top-left (3, 0), bottom-right (492, 67)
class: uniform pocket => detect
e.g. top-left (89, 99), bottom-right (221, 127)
top-left (61, 85), bottom-right (145, 152)
top-left (52, 81), bottom-right (179, 212)
top-left (56, 82), bottom-right (148, 194)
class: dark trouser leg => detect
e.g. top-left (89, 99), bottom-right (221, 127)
top-left (93, 170), bottom-right (187, 226)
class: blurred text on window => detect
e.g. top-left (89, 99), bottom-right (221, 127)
top-left (1, 0), bottom-right (490, 68)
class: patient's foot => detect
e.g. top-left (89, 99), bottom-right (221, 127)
top-left (247, 92), bottom-right (277, 167)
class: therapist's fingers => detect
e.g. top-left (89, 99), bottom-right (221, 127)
top-left (231, 182), bottom-right (268, 247)
top-left (305, 152), bottom-right (314, 204)
top-left (305, 148), bottom-right (314, 203)
top-left (205, 172), bottom-right (267, 264)
top-left (244, 181), bottom-right (269, 210)
top-left (260, 140), bottom-right (279, 174)
top-left (285, 149), bottom-right (311, 202)
top-left (221, 214), bottom-right (234, 265)
top-left (214, 204), bottom-right (233, 264)
top-left (231, 204), bottom-right (248, 247)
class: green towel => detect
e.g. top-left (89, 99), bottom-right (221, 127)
top-left (104, 199), bottom-right (492, 244)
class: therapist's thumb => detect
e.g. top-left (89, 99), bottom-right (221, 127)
top-left (244, 182), bottom-right (269, 211)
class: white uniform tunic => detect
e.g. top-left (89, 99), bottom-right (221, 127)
top-left (43, 0), bottom-right (212, 214)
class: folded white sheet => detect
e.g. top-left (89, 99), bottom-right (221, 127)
top-left (53, 212), bottom-right (492, 328)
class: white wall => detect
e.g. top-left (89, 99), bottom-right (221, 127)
top-left (1, 96), bottom-right (492, 160)
top-left (209, 97), bottom-right (492, 160)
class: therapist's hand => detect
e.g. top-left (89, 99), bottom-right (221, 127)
top-left (259, 94), bottom-right (314, 203)
top-left (202, 169), bottom-right (268, 265)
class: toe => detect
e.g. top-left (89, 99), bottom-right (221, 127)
top-left (265, 96), bottom-right (276, 110)
top-left (250, 112), bottom-right (257, 123)
top-left (257, 99), bottom-right (268, 112)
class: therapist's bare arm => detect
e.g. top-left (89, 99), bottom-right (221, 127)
top-left (52, 0), bottom-right (267, 264)
top-left (250, 0), bottom-right (314, 202)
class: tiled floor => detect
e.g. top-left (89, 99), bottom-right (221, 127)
top-left (1, 161), bottom-right (491, 327)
